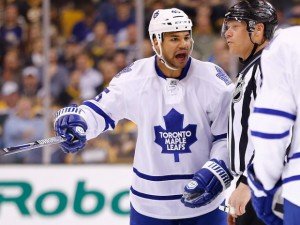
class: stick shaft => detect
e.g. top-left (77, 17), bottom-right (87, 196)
top-left (0, 136), bottom-right (65, 156)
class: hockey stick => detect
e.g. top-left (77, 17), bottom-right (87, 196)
top-left (0, 136), bottom-right (66, 157)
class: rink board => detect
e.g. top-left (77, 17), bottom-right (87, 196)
top-left (0, 165), bottom-right (131, 225)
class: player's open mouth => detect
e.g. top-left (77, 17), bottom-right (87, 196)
top-left (175, 53), bottom-right (187, 61)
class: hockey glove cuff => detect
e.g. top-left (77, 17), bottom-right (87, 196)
top-left (181, 159), bottom-right (233, 208)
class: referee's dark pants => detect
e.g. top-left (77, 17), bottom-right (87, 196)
top-left (235, 200), bottom-right (265, 225)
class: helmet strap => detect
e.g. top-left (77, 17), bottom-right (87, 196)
top-left (243, 30), bottom-right (266, 62)
top-left (157, 41), bottom-right (178, 71)
top-left (151, 34), bottom-right (179, 71)
top-left (249, 42), bottom-right (258, 59)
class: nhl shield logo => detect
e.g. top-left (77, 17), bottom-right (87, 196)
top-left (233, 76), bottom-right (245, 103)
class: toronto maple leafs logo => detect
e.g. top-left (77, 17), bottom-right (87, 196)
top-left (154, 109), bottom-right (197, 162)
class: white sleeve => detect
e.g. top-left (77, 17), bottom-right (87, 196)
top-left (209, 82), bottom-right (234, 166)
top-left (79, 77), bottom-right (128, 140)
top-left (249, 37), bottom-right (296, 190)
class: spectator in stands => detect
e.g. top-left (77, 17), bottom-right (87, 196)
top-left (85, 21), bottom-right (108, 65)
top-left (102, 34), bottom-right (117, 59)
top-left (193, 4), bottom-right (218, 60)
top-left (106, 0), bottom-right (135, 35)
top-left (59, 37), bottom-right (82, 72)
top-left (113, 49), bottom-right (128, 71)
top-left (0, 81), bottom-right (20, 114)
top-left (210, 2), bottom-right (228, 33)
top-left (46, 48), bottom-right (69, 99)
top-left (75, 52), bottom-right (103, 100)
top-left (20, 66), bottom-right (43, 116)
top-left (1, 49), bottom-right (22, 83)
top-left (96, 0), bottom-right (116, 23)
top-left (25, 0), bottom-right (42, 24)
top-left (26, 23), bottom-right (42, 43)
top-left (116, 23), bottom-right (138, 62)
top-left (71, 5), bottom-right (96, 43)
top-left (0, 4), bottom-right (25, 53)
top-left (26, 37), bottom-right (44, 68)
top-left (97, 57), bottom-right (118, 90)
top-left (55, 69), bottom-right (82, 106)
top-left (20, 66), bottom-right (40, 97)
top-left (79, 138), bottom-right (111, 164)
top-left (208, 37), bottom-right (233, 79)
top-left (114, 120), bottom-right (136, 163)
top-left (2, 97), bottom-right (45, 163)
top-left (0, 81), bottom-right (20, 148)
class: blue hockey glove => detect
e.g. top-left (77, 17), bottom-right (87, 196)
top-left (54, 105), bottom-right (87, 153)
top-left (247, 164), bottom-right (283, 225)
top-left (181, 159), bottom-right (233, 208)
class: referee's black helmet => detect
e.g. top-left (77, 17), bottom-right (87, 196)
top-left (222, 0), bottom-right (278, 40)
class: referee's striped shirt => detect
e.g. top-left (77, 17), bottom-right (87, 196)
top-left (228, 50), bottom-right (263, 177)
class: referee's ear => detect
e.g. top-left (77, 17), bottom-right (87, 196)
top-left (253, 23), bottom-right (265, 42)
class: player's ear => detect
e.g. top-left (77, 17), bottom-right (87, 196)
top-left (152, 37), bottom-right (160, 53)
top-left (153, 36), bottom-right (158, 46)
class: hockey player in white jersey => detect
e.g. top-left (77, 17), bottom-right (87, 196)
top-left (247, 26), bottom-right (300, 225)
top-left (54, 8), bottom-right (234, 225)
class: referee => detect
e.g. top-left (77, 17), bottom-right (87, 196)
top-left (222, 1), bottom-right (278, 225)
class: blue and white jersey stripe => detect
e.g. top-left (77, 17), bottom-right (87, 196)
top-left (83, 100), bottom-right (115, 131)
top-left (213, 133), bottom-right (227, 142)
top-left (253, 107), bottom-right (296, 121)
top-left (251, 130), bottom-right (290, 139)
top-left (133, 167), bottom-right (193, 181)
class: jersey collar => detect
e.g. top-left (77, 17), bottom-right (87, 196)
top-left (154, 56), bottom-right (191, 80)
top-left (239, 49), bottom-right (263, 66)
top-left (237, 50), bottom-right (263, 78)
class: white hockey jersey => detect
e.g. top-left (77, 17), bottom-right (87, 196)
top-left (249, 26), bottom-right (300, 206)
top-left (79, 56), bottom-right (234, 219)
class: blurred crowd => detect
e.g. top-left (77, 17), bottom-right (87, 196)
top-left (0, 0), bottom-right (299, 164)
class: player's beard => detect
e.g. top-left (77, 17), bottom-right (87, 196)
top-left (162, 51), bottom-right (190, 70)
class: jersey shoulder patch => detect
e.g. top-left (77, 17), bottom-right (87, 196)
top-left (115, 62), bottom-right (134, 78)
top-left (215, 66), bottom-right (232, 85)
